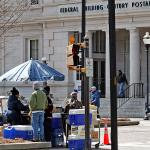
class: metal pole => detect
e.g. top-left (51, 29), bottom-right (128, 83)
top-left (85, 76), bottom-right (90, 149)
top-left (146, 45), bottom-right (149, 113)
top-left (84, 37), bottom-right (90, 149)
top-left (81, 0), bottom-right (86, 105)
top-left (81, 0), bottom-right (90, 149)
top-left (108, 0), bottom-right (118, 150)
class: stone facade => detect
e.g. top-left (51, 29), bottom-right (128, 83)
top-left (0, 0), bottom-right (150, 107)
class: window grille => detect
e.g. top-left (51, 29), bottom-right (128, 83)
top-left (30, 40), bottom-right (39, 59)
top-left (31, 0), bottom-right (39, 5)
top-left (92, 31), bottom-right (106, 53)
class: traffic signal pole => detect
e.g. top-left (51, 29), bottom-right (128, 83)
top-left (108, 0), bottom-right (118, 150)
top-left (81, 0), bottom-right (86, 106)
top-left (81, 0), bottom-right (91, 149)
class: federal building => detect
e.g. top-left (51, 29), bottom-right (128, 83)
top-left (0, 0), bottom-right (149, 110)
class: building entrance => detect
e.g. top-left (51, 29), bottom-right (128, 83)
top-left (93, 60), bottom-right (105, 97)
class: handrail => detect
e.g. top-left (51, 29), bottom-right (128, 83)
top-left (117, 83), bottom-right (144, 109)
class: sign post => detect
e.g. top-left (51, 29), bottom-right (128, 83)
top-left (86, 58), bottom-right (93, 77)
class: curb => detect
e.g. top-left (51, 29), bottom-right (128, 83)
top-left (94, 118), bottom-right (139, 128)
top-left (0, 142), bottom-right (51, 150)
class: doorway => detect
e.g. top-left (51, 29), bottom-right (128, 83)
top-left (93, 60), bottom-right (105, 97)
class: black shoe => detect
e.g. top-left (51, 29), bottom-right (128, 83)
top-left (32, 139), bottom-right (39, 142)
top-left (66, 141), bottom-right (68, 148)
top-left (97, 115), bottom-right (101, 119)
top-left (144, 116), bottom-right (149, 120)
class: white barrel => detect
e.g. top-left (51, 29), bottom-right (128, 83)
top-left (12, 125), bottom-right (33, 131)
top-left (68, 134), bottom-right (85, 140)
top-left (52, 113), bottom-right (61, 118)
top-left (69, 109), bottom-right (92, 114)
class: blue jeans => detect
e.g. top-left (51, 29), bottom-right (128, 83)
top-left (31, 111), bottom-right (44, 141)
top-left (118, 82), bottom-right (125, 97)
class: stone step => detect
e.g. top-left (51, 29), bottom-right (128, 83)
top-left (100, 98), bottom-right (145, 118)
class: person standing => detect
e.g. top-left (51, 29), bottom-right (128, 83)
top-left (64, 91), bottom-right (82, 142)
top-left (117, 70), bottom-right (128, 98)
top-left (90, 86), bottom-right (101, 118)
top-left (43, 86), bottom-right (53, 141)
top-left (7, 87), bottom-right (29, 125)
top-left (29, 82), bottom-right (48, 142)
top-left (64, 91), bottom-right (82, 114)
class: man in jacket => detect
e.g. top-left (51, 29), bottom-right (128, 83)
top-left (90, 86), bottom-right (101, 118)
top-left (29, 81), bottom-right (48, 142)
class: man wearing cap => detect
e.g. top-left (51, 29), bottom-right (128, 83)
top-left (90, 86), bottom-right (101, 117)
top-left (64, 91), bottom-right (82, 113)
top-left (29, 81), bottom-right (48, 142)
top-left (63, 91), bottom-right (82, 145)
top-left (41, 57), bottom-right (47, 64)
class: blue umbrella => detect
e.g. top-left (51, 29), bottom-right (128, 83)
top-left (0, 60), bottom-right (65, 81)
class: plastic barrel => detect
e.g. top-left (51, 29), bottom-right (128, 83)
top-left (69, 109), bottom-right (92, 126)
top-left (3, 125), bottom-right (33, 140)
top-left (68, 135), bottom-right (91, 150)
top-left (51, 128), bottom-right (64, 147)
top-left (3, 126), bottom-right (15, 139)
top-left (51, 113), bottom-right (63, 129)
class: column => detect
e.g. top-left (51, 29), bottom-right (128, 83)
top-left (129, 28), bottom-right (140, 84)
top-left (105, 29), bottom-right (110, 98)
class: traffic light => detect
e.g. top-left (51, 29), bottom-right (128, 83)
top-left (72, 44), bottom-right (80, 66)
top-left (67, 44), bottom-right (80, 67)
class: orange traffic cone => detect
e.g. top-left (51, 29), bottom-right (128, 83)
top-left (103, 122), bottom-right (110, 145)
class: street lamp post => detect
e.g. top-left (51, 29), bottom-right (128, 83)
top-left (143, 32), bottom-right (150, 119)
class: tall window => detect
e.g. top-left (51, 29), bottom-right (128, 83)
top-left (31, 0), bottom-right (39, 5)
top-left (30, 40), bottom-right (38, 59)
top-left (92, 30), bottom-right (106, 53)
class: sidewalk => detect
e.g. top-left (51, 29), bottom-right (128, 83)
top-left (1, 118), bottom-right (150, 150)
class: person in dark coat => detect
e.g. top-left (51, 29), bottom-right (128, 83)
top-left (43, 86), bottom-right (53, 141)
top-left (7, 87), bottom-right (29, 125)
top-left (117, 70), bottom-right (128, 98)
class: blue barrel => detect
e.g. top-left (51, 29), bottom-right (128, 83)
top-left (51, 113), bottom-right (63, 129)
top-left (51, 128), bottom-right (64, 147)
top-left (69, 109), bottom-right (92, 126)
top-left (3, 125), bottom-right (33, 140)
top-left (3, 126), bottom-right (15, 139)
top-left (68, 135), bottom-right (91, 150)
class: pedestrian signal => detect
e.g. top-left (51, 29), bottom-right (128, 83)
top-left (69, 35), bottom-right (75, 45)
top-left (72, 44), bottom-right (80, 66)
top-left (66, 44), bottom-right (80, 67)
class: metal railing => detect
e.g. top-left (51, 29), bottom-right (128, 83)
top-left (117, 83), bottom-right (144, 109)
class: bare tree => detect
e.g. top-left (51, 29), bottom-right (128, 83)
top-left (0, 0), bottom-right (30, 37)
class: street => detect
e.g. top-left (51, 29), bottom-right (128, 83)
top-left (1, 118), bottom-right (150, 150)
top-left (49, 118), bottom-right (150, 150)
top-left (118, 118), bottom-right (150, 150)
top-left (98, 118), bottom-right (150, 150)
